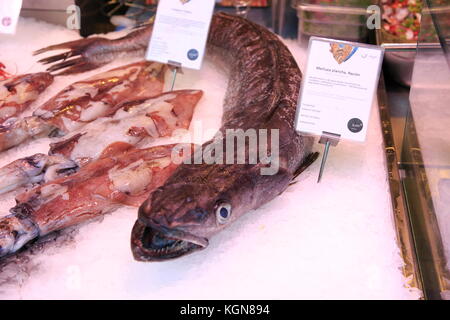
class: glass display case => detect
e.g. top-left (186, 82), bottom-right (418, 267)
top-left (403, 0), bottom-right (450, 300)
top-left (380, 0), bottom-right (450, 300)
top-left (292, 0), bottom-right (377, 46)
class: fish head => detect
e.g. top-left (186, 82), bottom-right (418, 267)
top-left (131, 163), bottom-right (258, 261)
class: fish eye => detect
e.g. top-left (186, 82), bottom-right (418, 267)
top-left (215, 201), bottom-right (232, 224)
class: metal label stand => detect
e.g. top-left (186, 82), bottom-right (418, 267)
top-left (167, 60), bottom-right (183, 91)
top-left (317, 131), bottom-right (341, 183)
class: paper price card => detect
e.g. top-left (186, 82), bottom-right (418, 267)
top-left (146, 0), bottom-right (215, 70)
top-left (0, 0), bottom-right (23, 34)
top-left (295, 37), bottom-right (384, 142)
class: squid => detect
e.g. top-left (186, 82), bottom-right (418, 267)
top-left (0, 90), bottom-right (203, 195)
top-left (0, 61), bottom-right (166, 152)
top-left (0, 72), bottom-right (54, 123)
top-left (0, 143), bottom-right (194, 257)
top-left (0, 87), bottom-right (203, 257)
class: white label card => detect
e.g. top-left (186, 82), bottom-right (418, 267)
top-left (295, 37), bottom-right (384, 142)
top-left (146, 0), bottom-right (215, 70)
top-left (0, 0), bottom-right (23, 34)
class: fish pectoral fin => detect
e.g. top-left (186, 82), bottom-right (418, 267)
top-left (292, 152), bottom-right (320, 181)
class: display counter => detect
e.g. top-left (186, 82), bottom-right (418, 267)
top-left (0, 15), bottom-right (419, 299)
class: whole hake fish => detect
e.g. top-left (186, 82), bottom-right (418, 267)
top-left (131, 14), bottom-right (315, 261)
top-left (36, 13), bottom-right (316, 261)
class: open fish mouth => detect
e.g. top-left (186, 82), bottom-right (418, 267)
top-left (131, 220), bottom-right (208, 261)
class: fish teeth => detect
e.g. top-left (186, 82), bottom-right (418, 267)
top-left (150, 241), bottom-right (183, 255)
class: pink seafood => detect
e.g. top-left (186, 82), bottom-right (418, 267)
top-left (0, 72), bottom-right (54, 123)
top-left (0, 86), bottom-right (203, 257)
top-left (34, 60), bottom-right (166, 133)
top-left (0, 63), bottom-right (11, 80)
top-left (0, 61), bottom-right (166, 152)
top-left (49, 89), bottom-right (202, 162)
top-left (0, 89), bottom-right (203, 194)
top-left (0, 143), bottom-right (194, 257)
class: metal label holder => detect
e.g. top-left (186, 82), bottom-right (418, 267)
top-left (167, 60), bottom-right (183, 91)
top-left (294, 37), bottom-right (384, 183)
top-left (317, 131), bottom-right (341, 183)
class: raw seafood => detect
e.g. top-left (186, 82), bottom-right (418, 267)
top-left (35, 12), bottom-right (315, 262)
top-left (35, 26), bottom-right (153, 75)
top-left (132, 13), bottom-right (315, 261)
top-left (0, 143), bottom-right (193, 258)
top-left (0, 72), bottom-right (54, 123)
top-left (0, 63), bottom-right (11, 80)
top-left (0, 61), bottom-right (165, 152)
top-left (0, 154), bottom-right (72, 195)
top-left (0, 90), bottom-right (202, 194)
top-left (0, 87), bottom-right (202, 256)
top-left (48, 89), bottom-right (202, 163)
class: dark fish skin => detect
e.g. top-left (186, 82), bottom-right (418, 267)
top-left (131, 13), bottom-right (314, 261)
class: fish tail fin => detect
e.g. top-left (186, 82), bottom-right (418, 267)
top-left (34, 37), bottom-right (109, 75)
